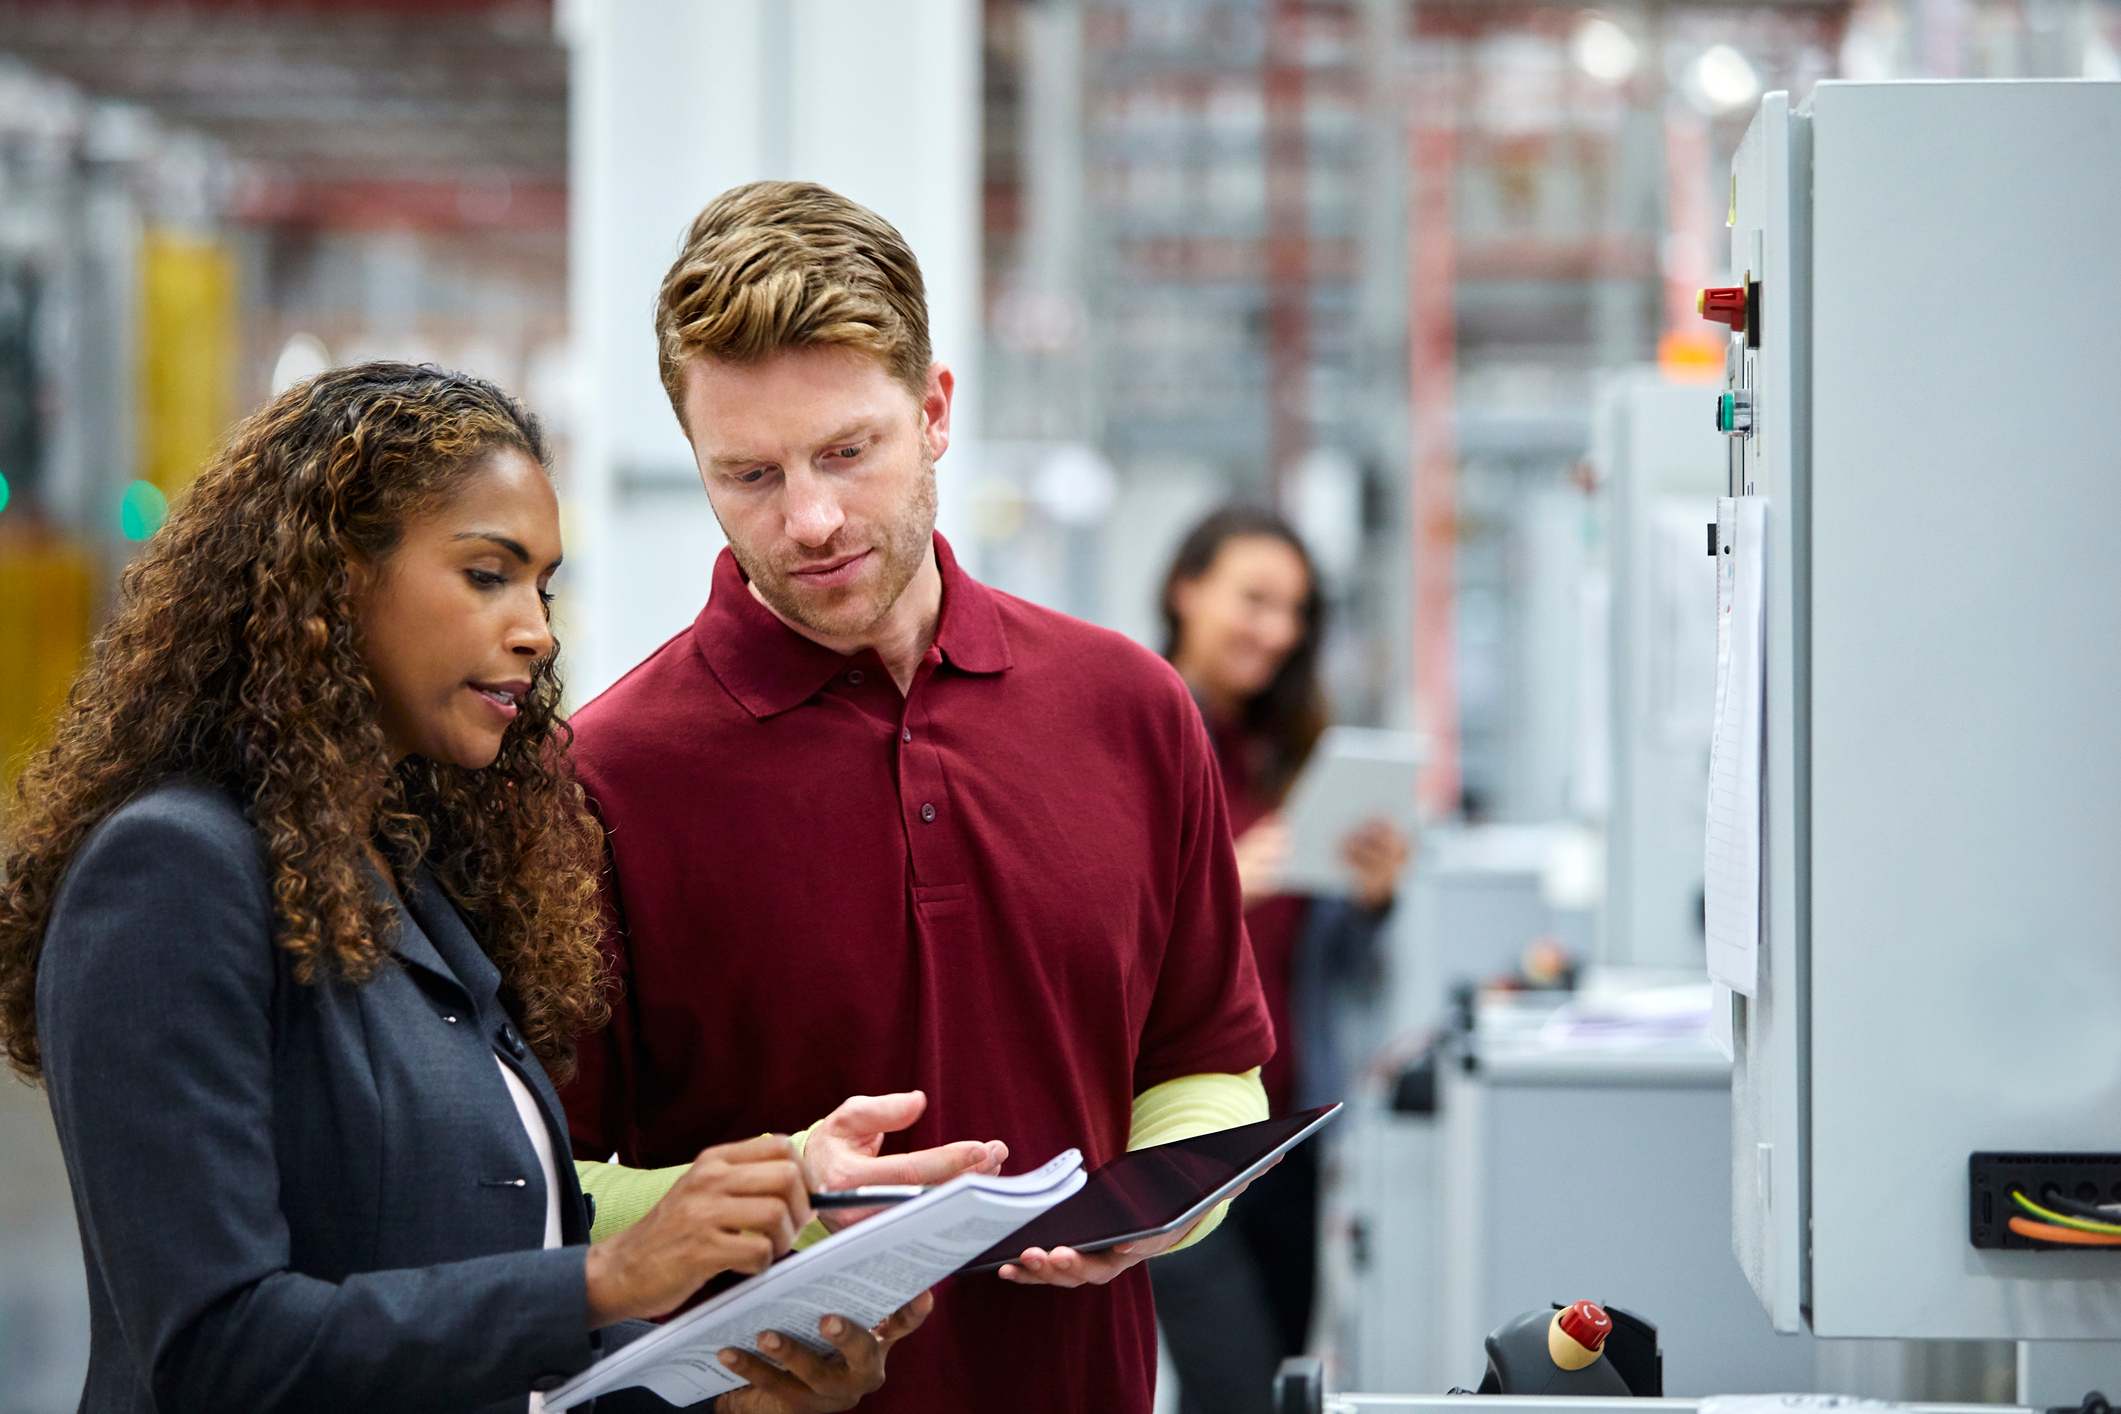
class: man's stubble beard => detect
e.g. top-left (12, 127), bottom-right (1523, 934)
top-left (731, 446), bottom-right (938, 642)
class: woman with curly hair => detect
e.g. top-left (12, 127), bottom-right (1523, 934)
top-left (0, 363), bottom-right (926, 1414)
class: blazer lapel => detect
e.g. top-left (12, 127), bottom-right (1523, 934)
top-left (362, 861), bottom-right (466, 1004)
top-left (398, 867), bottom-right (503, 1008)
top-left (400, 867), bottom-right (585, 1234)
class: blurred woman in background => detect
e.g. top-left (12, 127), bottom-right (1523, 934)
top-left (1151, 504), bottom-right (1411, 1414)
top-left (0, 363), bottom-right (922, 1414)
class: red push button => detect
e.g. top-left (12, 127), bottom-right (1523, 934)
top-left (1558, 1301), bottom-right (1613, 1352)
top-left (1698, 285), bottom-right (1747, 333)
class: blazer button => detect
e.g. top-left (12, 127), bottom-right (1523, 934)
top-left (497, 1022), bottom-right (526, 1060)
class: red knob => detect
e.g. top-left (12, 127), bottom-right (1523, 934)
top-left (1698, 285), bottom-right (1747, 332)
top-left (1558, 1300), bottom-right (1613, 1353)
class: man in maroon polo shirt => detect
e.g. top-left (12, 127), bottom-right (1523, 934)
top-left (561, 180), bottom-right (1274, 1414)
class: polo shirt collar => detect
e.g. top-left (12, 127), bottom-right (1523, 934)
top-left (693, 531), bottom-right (1011, 720)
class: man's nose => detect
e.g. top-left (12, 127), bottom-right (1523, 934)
top-left (782, 469), bottom-right (846, 547)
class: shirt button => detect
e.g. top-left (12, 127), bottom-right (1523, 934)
top-left (901, 727), bottom-right (912, 743)
top-left (846, 669), bottom-right (864, 686)
top-left (920, 802), bottom-right (937, 824)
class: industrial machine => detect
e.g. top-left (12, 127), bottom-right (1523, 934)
top-left (1704, 81), bottom-right (2121, 1401)
top-left (1312, 75), bottom-right (2121, 1414)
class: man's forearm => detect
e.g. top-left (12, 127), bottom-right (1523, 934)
top-left (1127, 1066), bottom-right (1269, 1254)
top-left (575, 1159), bottom-right (688, 1243)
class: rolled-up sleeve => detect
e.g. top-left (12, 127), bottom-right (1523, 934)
top-left (36, 801), bottom-right (596, 1414)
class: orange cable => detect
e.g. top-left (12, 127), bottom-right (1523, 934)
top-left (2009, 1215), bottom-right (2121, 1247)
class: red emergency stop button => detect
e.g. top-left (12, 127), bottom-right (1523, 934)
top-left (1558, 1301), bottom-right (1612, 1352)
top-left (1698, 285), bottom-right (1747, 332)
top-left (1547, 1300), bottom-right (1613, 1371)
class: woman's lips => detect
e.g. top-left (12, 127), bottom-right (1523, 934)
top-left (469, 683), bottom-right (524, 721)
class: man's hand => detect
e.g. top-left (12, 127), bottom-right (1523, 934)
top-left (802, 1090), bottom-right (1008, 1231)
top-left (993, 1223), bottom-right (1195, 1289)
top-left (995, 1164), bottom-right (1271, 1288)
top-left (717, 1293), bottom-right (933, 1413)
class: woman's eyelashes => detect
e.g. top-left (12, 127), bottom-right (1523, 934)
top-left (465, 567), bottom-right (557, 608)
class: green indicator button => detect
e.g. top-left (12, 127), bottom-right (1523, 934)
top-left (1716, 393), bottom-right (1735, 432)
top-left (120, 480), bottom-right (169, 542)
top-left (0, 469), bottom-right (11, 516)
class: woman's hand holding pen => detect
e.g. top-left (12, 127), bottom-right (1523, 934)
top-left (583, 1133), bottom-right (811, 1325)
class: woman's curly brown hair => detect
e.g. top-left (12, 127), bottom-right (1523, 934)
top-left (0, 362), bottom-right (607, 1082)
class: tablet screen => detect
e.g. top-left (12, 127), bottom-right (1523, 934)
top-left (959, 1104), bottom-right (1339, 1274)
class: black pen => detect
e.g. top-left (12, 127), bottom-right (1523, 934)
top-left (807, 1184), bottom-right (928, 1210)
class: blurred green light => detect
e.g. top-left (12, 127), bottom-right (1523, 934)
top-left (119, 481), bottom-right (168, 542)
top-left (0, 469), bottom-right (10, 516)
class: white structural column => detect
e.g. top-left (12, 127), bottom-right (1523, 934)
top-left (562, 0), bottom-right (981, 700)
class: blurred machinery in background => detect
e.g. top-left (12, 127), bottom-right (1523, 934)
top-left (1591, 371), bottom-right (1719, 972)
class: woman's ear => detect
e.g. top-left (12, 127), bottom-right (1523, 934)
top-left (339, 555), bottom-right (380, 651)
top-left (344, 550), bottom-right (383, 604)
top-left (1169, 575), bottom-right (1201, 624)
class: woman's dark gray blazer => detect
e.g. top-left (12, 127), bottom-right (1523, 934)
top-left (36, 778), bottom-right (615, 1414)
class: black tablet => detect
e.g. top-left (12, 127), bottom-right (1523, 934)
top-left (957, 1103), bottom-right (1341, 1276)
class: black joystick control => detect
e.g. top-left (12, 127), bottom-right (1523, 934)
top-left (1473, 1300), bottom-right (1659, 1397)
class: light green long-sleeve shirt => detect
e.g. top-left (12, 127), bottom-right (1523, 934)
top-left (574, 1067), bottom-right (1269, 1250)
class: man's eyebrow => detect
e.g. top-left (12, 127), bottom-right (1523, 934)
top-left (816, 419), bottom-right (876, 447)
top-left (710, 421), bottom-right (880, 469)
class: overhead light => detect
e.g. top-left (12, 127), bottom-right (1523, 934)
top-left (270, 333), bottom-right (332, 395)
top-left (1571, 14), bottom-right (1639, 86)
top-left (1692, 45), bottom-right (1761, 114)
top-left (2085, 34), bottom-right (2121, 81)
top-left (1031, 444), bottom-right (1118, 527)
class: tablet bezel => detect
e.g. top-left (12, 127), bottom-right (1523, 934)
top-left (957, 1102), bottom-right (1342, 1276)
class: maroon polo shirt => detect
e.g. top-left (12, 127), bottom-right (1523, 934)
top-left (1207, 718), bottom-right (1308, 1115)
top-left (560, 533), bottom-right (1273, 1414)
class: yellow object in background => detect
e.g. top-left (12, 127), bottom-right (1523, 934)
top-left (1657, 330), bottom-right (1725, 383)
top-left (139, 232), bottom-right (236, 499)
top-left (0, 535), bottom-right (94, 788)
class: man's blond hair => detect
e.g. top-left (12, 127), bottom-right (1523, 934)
top-left (654, 180), bottom-right (932, 422)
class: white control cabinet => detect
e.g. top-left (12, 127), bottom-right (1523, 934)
top-left (1724, 80), bottom-right (2121, 1340)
